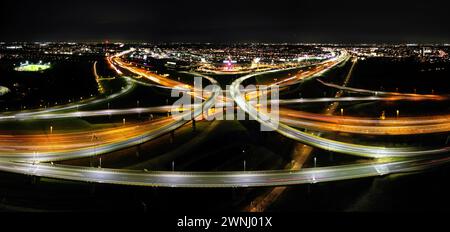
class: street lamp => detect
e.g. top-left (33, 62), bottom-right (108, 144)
top-left (91, 134), bottom-right (98, 167)
top-left (33, 151), bottom-right (37, 164)
top-left (380, 111), bottom-right (386, 120)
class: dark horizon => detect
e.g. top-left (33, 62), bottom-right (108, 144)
top-left (1, 0), bottom-right (450, 43)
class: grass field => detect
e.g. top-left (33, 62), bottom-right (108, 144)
top-left (15, 64), bottom-right (51, 72)
top-left (0, 86), bottom-right (10, 96)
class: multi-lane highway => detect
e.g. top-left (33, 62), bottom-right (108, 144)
top-left (230, 53), bottom-right (450, 158)
top-left (0, 49), bottom-right (449, 188)
top-left (0, 51), bottom-right (221, 162)
top-left (317, 79), bottom-right (449, 100)
top-left (278, 108), bottom-right (450, 135)
top-left (0, 155), bottom-right (449, 187)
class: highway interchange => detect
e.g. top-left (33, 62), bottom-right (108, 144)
top-left (0, 49), bottom-right (449, 187)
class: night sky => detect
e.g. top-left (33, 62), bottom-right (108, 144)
top-left (1, 0), bottom-right (449, 43)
